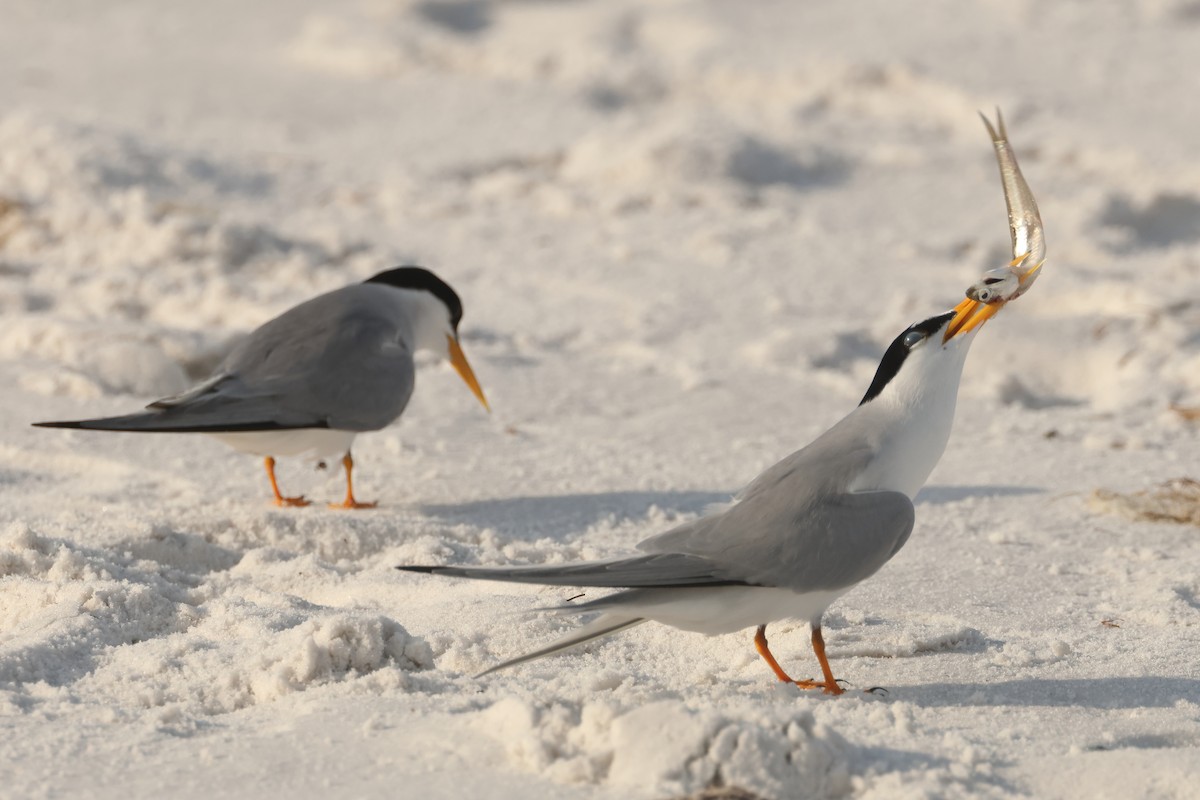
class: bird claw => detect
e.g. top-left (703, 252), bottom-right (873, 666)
top-left (328, 499), bottom-right (378, 510)
top-left (274, 495), bottom-right (311, 508)
top-left (792, 679), bottom-right (846, 696)
top-left (865, 686), bottom-right (889, 696)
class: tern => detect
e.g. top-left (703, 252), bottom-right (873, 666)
top-left (398, 113), bottom-right (1041, 692)
top-left (34, 266), bottom-right (489, 508)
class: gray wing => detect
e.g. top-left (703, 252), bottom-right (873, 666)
top-left (214, 284), bottom-right (416, 431)
top-left (639, 490), bottom-right (915, 594)
top-left (405, 409), bottom-right (911, 596)
top-left (728, 406), bottom-right (877, 506)
top-left (403, 491), bottom-right (913, 595)
top-left (398, 553), bottom-right (745, 588)
top-left (36, 285), bottom-right (417, 433)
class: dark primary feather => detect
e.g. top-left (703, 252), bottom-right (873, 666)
top-left (398, 553), bottom-right (751, 589)
top-left (31, 412), bottom-right (326, 434)
top-left (31, 373), bottom-right (333, 432)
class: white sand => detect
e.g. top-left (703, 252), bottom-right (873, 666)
top-left (2, 1), bottom-right (1198, 798)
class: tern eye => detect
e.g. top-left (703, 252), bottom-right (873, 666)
top-left (903, 331), bottom-right (925, 348)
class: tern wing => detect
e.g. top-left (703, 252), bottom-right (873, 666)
top-left (32, 372), bottom-right (328, 432)
top-left (981, 109), bottom-right (1045, 272)
top-left (31, 393), bottom-right (325, 433)
top-left (35, 284), bottom-right (417, 434)
top-left (398, 552), bottom-right (747, 588)
top-left (404, 491), bottom-right (913, 596)
top-left (640, 490), bottom-right (914, 595)
top-left (216, 284), bottom-right (416, 431)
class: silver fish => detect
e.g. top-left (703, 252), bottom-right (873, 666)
top-left (966, 109), bottom-right (1045, 304)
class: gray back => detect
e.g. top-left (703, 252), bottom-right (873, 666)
top-left (216, 284), bottom-right (416, 431)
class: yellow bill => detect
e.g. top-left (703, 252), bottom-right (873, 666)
top-left (447, 334), bottom-right (490, 412)
top-left (943, 296), bottom-right (1004, 342)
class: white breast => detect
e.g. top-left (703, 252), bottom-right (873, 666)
top-left (207, 429), bottom-right (357, 459)
top-left (617, 585), bottom-right (849, 634)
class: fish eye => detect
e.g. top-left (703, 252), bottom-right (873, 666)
top-left (903, 330), bottom-right (925, 348)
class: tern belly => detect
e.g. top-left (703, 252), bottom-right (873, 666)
top-left (208, 429), bottom-right (357, 459)
top-left (618, 586), bottom-right (848, 634)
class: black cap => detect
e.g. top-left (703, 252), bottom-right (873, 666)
top-left (365, 266), bottom-right (464, 330)
top-left (859, 310), bottom-right (957, 405)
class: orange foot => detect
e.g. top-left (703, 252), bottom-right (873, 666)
top-left (328, 499), bottom-right (378, 510)
top-left (328, 453), bottom-right (376, 510)
top-left (793, 679), bottom-right (846, 696)
top-left (274, 495), bottom-right (312, 508)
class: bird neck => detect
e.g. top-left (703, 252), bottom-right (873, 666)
top-left (848, 341), bottom-right (973, 499)
top-left (385, 288), bottom-right (453, 354)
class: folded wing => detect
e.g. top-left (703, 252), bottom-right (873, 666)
top-left (639, 490), bottom-right (915, 594)
top-left (399, 552), bottom-right (746, 588)
top-left (402, 490), bottom-right (914, 597)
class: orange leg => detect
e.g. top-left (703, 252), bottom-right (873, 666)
top-left (755, 625), bottom-right (797, 682)
top-left (754, 624), bottom-right (845, 696)
top-left (328, 452), bottom-right (377, 510)
top-left (797, 626), bottom-right (845, 695)
top-left (264, 457), bottom-right (310, 507)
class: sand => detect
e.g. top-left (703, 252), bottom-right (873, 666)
top-left (2, 2), bottom-right (1198, 798)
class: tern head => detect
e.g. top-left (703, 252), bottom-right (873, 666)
top-left (852, 305), bottom-right (994, 497)
top-left (366, 266), bottom-right (490, 411)
top-left (861, 302), bottom-right (994, 409)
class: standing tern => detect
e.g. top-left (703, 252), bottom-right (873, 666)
top-left (34, 267), bottom-right (489, 508)
top-left (399, 113), bottom-right (1044, 693)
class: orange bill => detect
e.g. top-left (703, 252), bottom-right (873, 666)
top-left (447, 334), bottom-right (490, 412)
top-left (943, 296), bottom-right (1004, 342)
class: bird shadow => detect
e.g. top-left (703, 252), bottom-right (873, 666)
top-left (888, 677), bottom-right (1200, 710)
top-left (915, 484), bottom-right (1044, 505)
top-left (845, 745), bottom-right (1020, 795)
top-left (419, 490), bottom-right (731, 542)
top-left (420, 486), bottom-right (1043, 542)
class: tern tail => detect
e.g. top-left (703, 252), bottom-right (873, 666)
top-left (474, 615), bottom-right (646, 677)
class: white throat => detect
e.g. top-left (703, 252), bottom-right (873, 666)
top-left (849, 334), bottom-right (976, 499)
top-left (385, 287), bottom-right (453, 354)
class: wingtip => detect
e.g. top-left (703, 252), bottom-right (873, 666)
top-left (31, 420), bottom-right (85, 429)
top-left (395, 565), bottom-right (442, 574)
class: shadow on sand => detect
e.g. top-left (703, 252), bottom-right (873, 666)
top-left (891, 676), bottom-right (1200, 710)
top-left (915, 484), bottom-right (1045, 505)
top-left (420, 490), bottom-right (732, 542)
top-left (420, 485), bottom-right (1045, 541)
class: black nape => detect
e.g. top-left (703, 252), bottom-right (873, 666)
top-left (858, 310), bottom-right (956, 405)
top-left (365, 266), bottom-right (464, 330)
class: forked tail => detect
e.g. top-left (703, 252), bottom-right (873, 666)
top-left (475, 615), bottom-right (646, 677)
